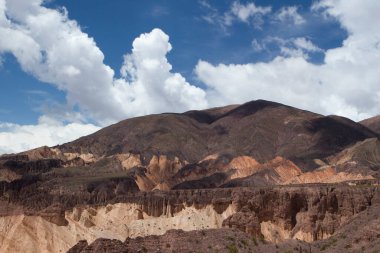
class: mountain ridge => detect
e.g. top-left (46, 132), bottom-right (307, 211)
top-left (1, 99), bottom-right (380, 253)
top-left (56, 99), bottom-right (379, 168)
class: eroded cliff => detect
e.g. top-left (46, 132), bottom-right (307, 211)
top-left (0, 186), bottom-right (378, 253)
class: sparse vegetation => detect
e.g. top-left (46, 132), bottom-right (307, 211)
top-left (320, 238), bottom-right (337, 251)
top-left (226, 243), bottom-right (238, 253)
top-left (252, 236), bottom-right (258, 246)
top-left (344, 244), bottom-right (352, 249)
top-left (227, 236), bottom-right (235, 241)
top-left (259, 235), bottom-right (267, 244)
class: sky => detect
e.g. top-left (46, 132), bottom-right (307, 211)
top-left (0, 0), bottom-right (379, 154)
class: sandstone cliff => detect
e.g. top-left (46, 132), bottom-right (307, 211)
top-left (0, 186), bottom-right (379, 253)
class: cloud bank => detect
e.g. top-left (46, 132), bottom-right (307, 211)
top-left (0, 0), bottom-right (207, 153)
top-left (0, 0), bottom-right (207, 125)
top-left (0, 116), bottom-right (100, 154)
top-left (1, 0), bottom-right (380, 153)
top-left (196, 0), bottom-right (380, 121)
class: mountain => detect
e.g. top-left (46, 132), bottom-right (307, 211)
top-left (360, 115), bottom-right (380, 134)
top-left (60, 99), bottom-right (377, 169)
top-left (1, 99), bottom-right (379, 193)
top-left (0, 99), bottom-right (380, 253)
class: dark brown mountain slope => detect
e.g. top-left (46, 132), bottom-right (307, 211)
top-left (59, 99), bottom-right (379, 171)
top-left (1, 100), bottom-right (378, 197)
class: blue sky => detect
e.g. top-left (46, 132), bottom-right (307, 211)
top-left (0, 0), bottom-right (345, 125)
top-left (0, 0), bottom-right (379, 153)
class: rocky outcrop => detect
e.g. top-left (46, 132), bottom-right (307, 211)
top-left (0, 186), bottom-right (378, 253)
top-left (223, 186), bottom-right (378, 242)
top-left (328, 138), bottom-right (380, 170)
top-left (69, 202), bottom-right (380, 253)
top-left (68, 228), bottom-right (258, 253)
top-left (39, 203), bottom-right (68, 226)
top-left (289, 166), bottom-right (375, 184)
top-left (1, 158), bottom-right (62, 174)
top-left (221, 157), bottom-right (302, 187)
top-left (0, 168), bottom-right (21, 182)
top-left (312, 202), bottom-right (380, 252)
top-left (0, 199), bottom-right (234, 253)
top-left (67, 240), bottom-right (88, 253)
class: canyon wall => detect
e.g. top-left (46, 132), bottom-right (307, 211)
top-left (0, 186), bottom-right (378, 253)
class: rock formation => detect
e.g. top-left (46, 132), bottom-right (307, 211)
top-left (0, 99), bottom-right (379, 252)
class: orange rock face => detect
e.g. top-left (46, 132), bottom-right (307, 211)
top-left (227, 156), bottom-right (261, 179)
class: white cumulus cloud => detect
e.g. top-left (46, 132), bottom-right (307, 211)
top-left (251, 36), bottom-right (322, 58)
top-left (1, 0), bottom-right (380, 154)
top-left (274, 6), bottom-right (305, 25)
top-left (0, 0), bottom-right (208, 154)
top-left (0, 116), bottom-right (100, 154)
top-left (292, 37), bottom-right (322, 52)
top-left (199, 0), bottom-right (271, 31)
top-left (115, 29), bottom-right (208, 116)
top-left (196, 0), bottom-right (380, 121)
top-left (0, 0), bottom-right (207, 125)
top-left (231, 1), bottom-right (271, 23)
